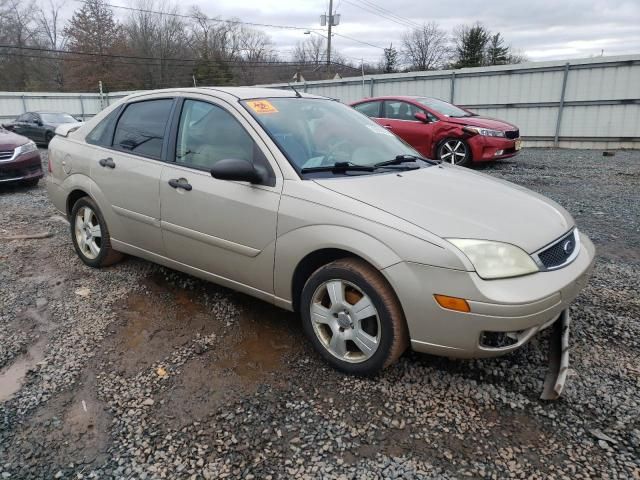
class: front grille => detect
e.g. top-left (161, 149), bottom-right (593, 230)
top-left (0, 149), bottom-right (14, 161)
top-left (505, 130), bottom-right (519, 139)
top-left (537, 230), bottom-right (578, 269)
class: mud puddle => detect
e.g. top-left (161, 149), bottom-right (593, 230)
top-left (0, 337), bottom-right (47, 402)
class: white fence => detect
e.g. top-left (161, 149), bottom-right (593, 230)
top-left (260, 55), bottom-right (640, 149)
top-left (0, 55), bottom-right (638, 149)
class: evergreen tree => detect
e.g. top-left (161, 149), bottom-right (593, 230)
top-left (382, 43), bottom-right (399, 73)
top-left (63, 0), bottom-right (126, 91)
top-left (454, 23), bottom-right (490, 68)
top-left (486, 33), bottom-right (509, 65)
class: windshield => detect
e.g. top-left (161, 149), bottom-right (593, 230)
top-left (241, 97), bottom-right (422, 175)
top-left (40, 113), bottom-right (76, 124)
top-left (415, 97), bottom-right (472, 117)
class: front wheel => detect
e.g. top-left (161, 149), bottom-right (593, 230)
top-left (45, 131), bottom-right (54, 144)
top-left (70, 197), bottom-right (123, 268)
top-left (437, 138), bottom-right (471, 166)
top-left (300, 258), bottom-right (409, 376)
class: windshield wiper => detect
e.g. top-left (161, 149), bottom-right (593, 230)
top-left (375, 154), bottom-right (438, 167)
top-left (301, 162), bottom-right (376, 174)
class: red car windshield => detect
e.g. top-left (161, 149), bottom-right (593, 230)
top-left (415, 97), bottom-right (472, 118)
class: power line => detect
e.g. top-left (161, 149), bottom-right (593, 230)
top-left (78, 0), bottom-right (320, 32)
top-left (342, 0), bottom-right (417, 29)
top-left (75, 0), bottom-right (386, 54)
top-left (353, 0), bottom-right (421, 28)
top-left (0, 48), bottom-right (361, 72)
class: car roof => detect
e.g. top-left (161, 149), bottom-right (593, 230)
top-left (352, 96), bottom-right (436, 104)
top-left (124, 86), bottom-right (328, 101)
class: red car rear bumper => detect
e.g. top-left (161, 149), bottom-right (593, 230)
top-left (0, 151), bottom-right (44, 184)
top-left (468, 135), bottom-right (521, 162)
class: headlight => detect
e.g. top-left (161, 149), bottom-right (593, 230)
top-left (463, 126), bottom-right (505, 137)
top-left (15, 141), bottom-right (38, 157)
top-left (448, 239), bottom-right (539, 279)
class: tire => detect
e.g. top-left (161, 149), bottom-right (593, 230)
top-left (437, 138), bottom-right (471, 166)
top-left (300, 258), bottom-right (409, 376)
top-left (45, 131), bottom-right (54, 144)
top-left (70, 196), bottom-right (123, 268)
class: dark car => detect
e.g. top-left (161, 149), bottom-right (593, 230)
top-left (3, 111), bottom-right (79, 145)
top-left (0, 127), bottom-right (43, 186)
top-left (350, 96), bottom-right (521, 167)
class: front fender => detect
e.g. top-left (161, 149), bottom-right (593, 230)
top-left (273, 224), bottom-right (404, 303)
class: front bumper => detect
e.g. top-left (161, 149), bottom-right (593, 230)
top-left (468, 135), bottom-right (521, 162)
top-left (0, 151), bottom-right (43, 183)
top-left (383, 232), bottom-right (595, 358)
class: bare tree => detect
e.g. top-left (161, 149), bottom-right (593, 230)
top-left (401, 22), bottom-right (450, 71)
top-left (0, 0), bottom-right (39, 89)
top-left (36, 0), bottom-right (67, 88)
top-left (293, 35), bottom-right (326, 65)
top-left (124, 0), bottom-right (190, 89)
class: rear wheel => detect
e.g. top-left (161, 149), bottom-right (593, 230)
top-left (300, 258), bottom-right (409, 375)
top-left (70, 197), bottom-right (123, 268)
top-left (437, 138), bottom-right (471, 166)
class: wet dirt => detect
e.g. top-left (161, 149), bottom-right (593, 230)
top-left (99, 270), bottom-right (302, 428)
top-left (0, 337), bottom-right (47, 402)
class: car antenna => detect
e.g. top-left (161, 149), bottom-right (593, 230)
top-left (288, 82), bottom-right (302, 98)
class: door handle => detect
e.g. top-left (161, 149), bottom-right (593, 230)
top-left (168, 178), bottom-right (192, 191)
top-left (99, 157), bottom-right (116, 169)
top-left (383, 125), bottom-right (393, 129)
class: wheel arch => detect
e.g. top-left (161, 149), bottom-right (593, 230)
top-left (274, 224), bottom-right (404, 312)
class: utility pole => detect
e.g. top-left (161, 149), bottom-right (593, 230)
top-left (327, 0), bottom-right (333, 76)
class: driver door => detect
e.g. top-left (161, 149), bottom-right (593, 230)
top-left (159, 97), bottom-right (282, 297)
top-left (381, 100), bottom-right (434, 157)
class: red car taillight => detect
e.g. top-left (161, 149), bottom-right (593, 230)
top-left (47, 153), bottom-right (52, 173)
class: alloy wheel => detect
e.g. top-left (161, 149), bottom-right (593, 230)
top-left (440, 140), bottom-right (467, 164)
top-left (310, 279), bottom-right (381, 363)
top-left (74, 206), bottom-right (102, 260)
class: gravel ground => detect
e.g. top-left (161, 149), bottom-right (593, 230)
top-left (0, 148), bottom-right (639, 479)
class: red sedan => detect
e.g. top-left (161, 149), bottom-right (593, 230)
top-left (0, 127), bottom-right (43, 186)
top-left (350, 96), bottom-right (521, 166)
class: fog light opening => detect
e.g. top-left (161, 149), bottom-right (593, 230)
top-left (480, 330), bottom-right (524, 348)
top-left (433, 294), bottom-right (470, 313)
top-left (494, 149), bottom-right (504, 156)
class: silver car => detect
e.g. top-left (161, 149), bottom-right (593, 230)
top-left (47, 88), bottom-right (595, 393)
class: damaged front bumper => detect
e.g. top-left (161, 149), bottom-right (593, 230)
top-left (541, 309), bottom-right (571, 400)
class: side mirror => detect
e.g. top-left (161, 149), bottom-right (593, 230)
top-left (211, 158), bottom-right (266, 184)
top-left (414, 112), bottom-right (429, 123)
top-left (36, 120), bottom-right (43, 126)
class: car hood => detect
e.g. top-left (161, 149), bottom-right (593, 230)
top-left (444, 115), bottom-right (517, 131)
top-left (313, 165), bottom-right (573, 253)
top-left (0, 128), bottom-right (29, 150)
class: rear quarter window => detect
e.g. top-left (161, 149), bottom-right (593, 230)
top-left (86, 107), bottom-right (121, 147)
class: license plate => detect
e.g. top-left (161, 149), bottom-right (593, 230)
top-left (515, 139), bottom-right (522, 150)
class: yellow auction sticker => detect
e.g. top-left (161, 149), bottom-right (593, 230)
top-left (246, 99), bottom-right (279, 114)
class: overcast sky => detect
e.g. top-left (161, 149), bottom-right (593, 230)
top-left (99, 0), bottom-right (640, 64)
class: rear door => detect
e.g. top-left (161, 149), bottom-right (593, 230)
top-left (88, 97), bottom-right (175, 255)
top-left (159, 96), bottom-right (281, 295)
top-left (381, 100), bottom-right (434, 157)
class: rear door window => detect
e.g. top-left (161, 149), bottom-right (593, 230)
top-left (113, 99), bottom-right (173, 159)
top-left (353, 101), bottom-right (382, 118)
